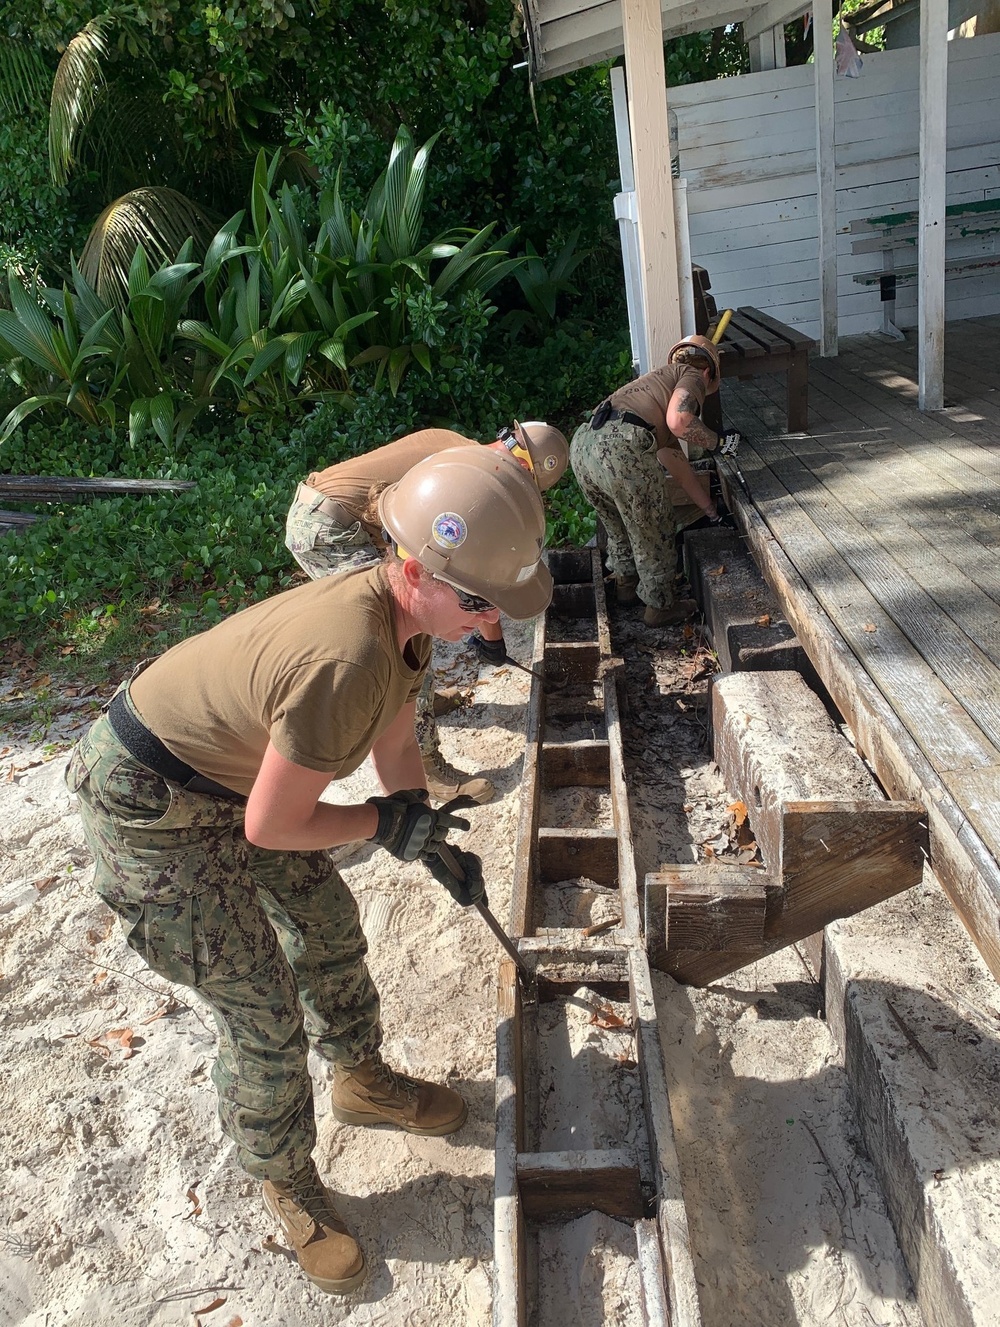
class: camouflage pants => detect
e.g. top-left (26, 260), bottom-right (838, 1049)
top-left (285, 490), bottom-right (440, 761)
top-left (66, 708), bottom-right (382, 1182)
top-left (570, 419), bottom-right (679, 610)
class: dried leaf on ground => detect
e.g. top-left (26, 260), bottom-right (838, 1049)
top-left (708, 565), bottom-right (726, 577)
top-left (755, 614), bottom-right (771, 627)
top-left (862, 622), bottom-right (877, 633)
top-left (194, 1297), bottom-right (226, 1315)
top-left (589, 1004), bottom-right (627, 1030)
top-left (728, 800), bottom-right (749, 827)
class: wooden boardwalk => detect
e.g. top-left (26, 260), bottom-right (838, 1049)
top-left (717, 315), bottom-right (1000, 984)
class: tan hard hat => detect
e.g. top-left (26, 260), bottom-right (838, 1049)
top-left (667, 334), bottom-right (721, 390)
top-left (378, 446), bottom-right (553, 619)
top-left (514, 420), bottom-right (569, 490)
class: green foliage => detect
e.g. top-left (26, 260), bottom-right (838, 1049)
top-left (501, 229), bottom-right (588, 342)
top-left (0, 246), bottom-right (211, 448)
top-left (182, 130), bottom-right (520, 407)
top-left (0, 415), bottom-right (301, 641)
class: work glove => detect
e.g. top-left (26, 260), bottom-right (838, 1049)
top-left (473, 631), bottom-right (508, 667)
top-left (367, 789), bottom-right (472, 862)
top-left (426, 847), bottom-right (487, 908)
top-left (718, 429), bottom-right (743, 457)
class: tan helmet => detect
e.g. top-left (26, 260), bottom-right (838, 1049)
top-left (512, 420), bottom-right (569, 490)
top-left (666, 334), bottom-right (721, 391)
top-left (378, 446), bottom-right (553, 620)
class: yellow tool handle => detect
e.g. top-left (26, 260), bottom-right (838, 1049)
top-left (711, 309), bottom-right (733, 344)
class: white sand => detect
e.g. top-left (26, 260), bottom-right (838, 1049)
top-left (0, 614), bottom-right (935, 1325)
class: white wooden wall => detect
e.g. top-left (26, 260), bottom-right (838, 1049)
top-left (670, 32), bottom-right (1000, 337)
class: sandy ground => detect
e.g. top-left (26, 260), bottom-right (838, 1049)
top-left (0, 604), bottom-right (932, 1327)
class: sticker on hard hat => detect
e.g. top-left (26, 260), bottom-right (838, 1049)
top-left (542, 454), bottom-right (558, 471)
top-left (515, 562), bottom-right (539, 583)
top-left (431, 512), bottom-right (467, 549)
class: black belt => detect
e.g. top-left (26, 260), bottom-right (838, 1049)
top-left (592, 404), bottom-right (655, 434)
top-left (108, 690), bottom-right (245, 801)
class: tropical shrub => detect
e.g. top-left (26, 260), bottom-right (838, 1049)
top-left (0, 245), bottom-right (210, 448)
top-left (183, 130), bottom-right (522, 403)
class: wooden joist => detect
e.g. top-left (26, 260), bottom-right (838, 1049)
top-left (517, 1149), bottom-right (645, 1220)
top-left (495, 546), bottom-right (701, 1327)
top-left (0, 476), bottom-right (195, 500)
top-left (540, 739), bottom-right (610, 787)
top-left (646, 671), bottom-right (927, 986)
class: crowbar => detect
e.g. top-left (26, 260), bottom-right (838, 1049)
top-left (435, 841), bottom-right (532, 989)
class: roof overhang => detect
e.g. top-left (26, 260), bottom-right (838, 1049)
top-left (524, 0), bottom-right (809, 81)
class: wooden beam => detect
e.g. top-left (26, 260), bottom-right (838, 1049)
top-left (517, 1149), bottom-right (645, 1219)
top-left (0, 476), bottom-right (195, 499)
top-left (918, 0), bottom-right (947, 410)
top-left (622, 0), bottom-right (682, 367)
top-left (509, 613), bottom-right (545, 938)
top-left (538, 827), bottom-right (619, 885)
top-left (743, 0), bottom-right (809, 41)
top-left (716, 453), bottom-right (1000, 983)
top-left (814, 0), bottom-right (838, 356)
top-left (544, 641), bottom-right (600, 685)
top-left (645, 863), bottom-right (773, 984)
top-left (493, 960), bottom-right (527, 1327)
top-left (628, 949), bottom-right (703, 1327)
top-left (541, 739), bottom-right (611, 787)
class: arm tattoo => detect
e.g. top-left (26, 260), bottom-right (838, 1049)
top-left (679, 415), bottom-right (717, 449)
top-left (675, 391), bottom-right (701, 416)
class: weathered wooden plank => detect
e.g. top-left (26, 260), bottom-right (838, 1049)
top-left (546, 548), bottom-right (594, 585)
top-left (517, 1149), bottom-right (644, 1220)
top-left (494, 960), bottom-right (526, 1327)
top-left (752, 435), bottom-right (1000, 750)
top-left (724, 447), bottom-right (997, 774)
top-left (544, 641), bottom-right (600, 686)
top-left (549, 583), bottom-right (596, 618)
top-left (635, 1218), bottom-right (671, 1327)
top-left (509, 612), bottom-right (546, 939)
top-left (0, 476), bottom-right (195, 500)
top-left (646, 863), bottom-right (773, 984)
top-left (537, 827), bottom-right (619, 887)
top-left (540, 739), bottom-right (610, 788)
top-left (665, 876), bottom-right (769, 952)
top-left (716, 453), bottom-right (1000, 983)
top-left (628, 949), bottom-right (703, 1327)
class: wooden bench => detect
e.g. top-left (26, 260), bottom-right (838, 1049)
top-left (0, 476), bottom-right (195, 535)
top-left (850, 198), bottom-right (1000, 338)
top-left (693, 267), bottom-right (815, 434)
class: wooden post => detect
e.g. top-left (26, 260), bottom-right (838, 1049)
top-left (813, 0), bottom-right (838, 357)
top-left (620, 0), bottom-right (682, 368)
top-left (918, 0), bottom-right (947, 411)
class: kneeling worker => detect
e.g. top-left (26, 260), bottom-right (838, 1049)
top-left (67, 447), bottom-right (552, 1295)
top-left (570, 335), bottom-right (739, 626)
top-left (285, 420), bottom-right (568, 802)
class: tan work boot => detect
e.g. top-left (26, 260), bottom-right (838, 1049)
top-left (613, 576), bottom-right (638, 605)
top-left (422, 750), bottom-right (494, 804)
top-left (643, 598), bottom-right (698, 627)
top-left (432, 687), bottom-right (466, 717)
top-left (262, 1165), bottom-right (365, 1295)
top-left (331, 1057), bottom-right (468, 1136)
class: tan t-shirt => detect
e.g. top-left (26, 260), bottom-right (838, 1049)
top-left (609, 364), bottom-right (707, 454)
top-left (307, 429), bottom-right (478, 536)
top-left (129, 565), bottom-right (430, 796)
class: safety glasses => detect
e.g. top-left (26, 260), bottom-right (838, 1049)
top-left (496, 423), bottom-right (534, 473)
top-left (434, 577), bottom-right (496, 614)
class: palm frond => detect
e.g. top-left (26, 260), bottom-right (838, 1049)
top-left (78, 188), bottom-right (217, 307)
top-left (0, 38), bottom-right (51, 118)
top-left (48, 12), bottom-right (118, 185)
